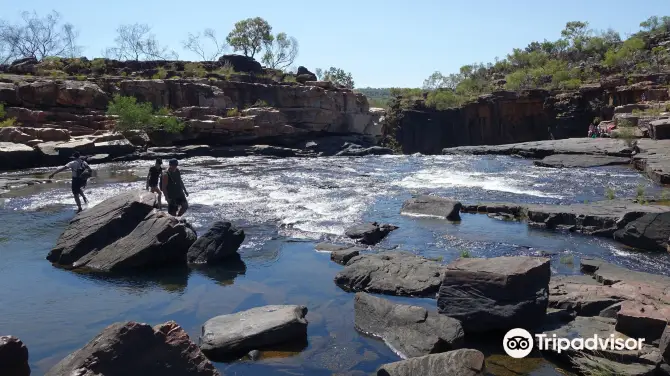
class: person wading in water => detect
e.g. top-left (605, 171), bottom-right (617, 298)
top-left (146, 158), bottom-right (164, 209)
top-left (48, 151), bottom-right (92, 213)
top-left (162, 158), bottom-right (190, 216)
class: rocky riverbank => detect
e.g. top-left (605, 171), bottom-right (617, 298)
top-left (0, 56), bottom-right (391, 171)
top-left (442, 137), bottom-right (670, 184)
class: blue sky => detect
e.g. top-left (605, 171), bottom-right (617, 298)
top-left (3, 0), bottom-right (670, 88)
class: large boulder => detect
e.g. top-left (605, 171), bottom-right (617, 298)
top-left (218, 54), bottom-right (262, 74)
top-left (401, 195), bottom-right (463, 221)
top-left (17, 80), bottom-right (108, 109)
top-left (650, 119), bottom-right (670, 140)
top-left (0, 127), bottom-right (33, 143)
top-left (437, 256), bottom-right (550, 333)
top-left (335, 252), bottom-right (444, 297)
top-left (46, 321), bottom-right (220, 376)
top-left (47, 190), bottom-right (157, 265)
top-left (376, 348), bottom-right (486, 376)
top-left (0, 335), bottom-right (30, 376)
top-left (187, 221), bottom-right (245, 264)
top-left (614, 212), bottom-right (670, 252)
top-left (354, 292), bottom-right (464, 358)
top-left (296, 66), bottom-right (317, 82)
top-left (660, 326), bottom-right (670, 363)
top-left (200, 305), bottom-right (308, 360)
top-left (0, 141), bottom-right (40, 171)
top-left (344, 222), bottom-right (398, 245)
top-left (71, 211), bottom-right (197, 272)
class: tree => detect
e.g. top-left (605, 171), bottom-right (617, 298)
top-left (422, 71), bottom-right (463, 90)
top-left (262, 32), bottom-right (298, 69)
top-left (321, 67), bottom-right (354, 89)
top-left (640, 16), bottom-right (670, 35)
top-left (226, 17), bottom-right (272, 58)
top-left (104, 23), bottom-right (178, 61)
top-left (182, 28), bottom-right (227, 61)
top-left (315, 68), bottom-right (323, 80)
top-left (0, 10), bottom-right (81, 64)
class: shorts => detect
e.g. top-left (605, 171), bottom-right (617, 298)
top-left (167, 196), bottom-right (187, 215)
top-left (71, 177), bottom-right (84, 195)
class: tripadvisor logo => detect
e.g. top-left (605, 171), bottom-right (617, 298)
top-left (503, 328), bottom-right (645, 359)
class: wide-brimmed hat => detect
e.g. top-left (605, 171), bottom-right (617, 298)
top-left (168, 158), bottom-right (178, 166)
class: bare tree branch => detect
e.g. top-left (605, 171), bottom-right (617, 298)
top-left (182, 28), bottom-right (227, 61)
top-left (0, 10), bottom-right (82, 62)
top-left (105, 23), bottom-right (178, 61)
top-left (262, 32), bottom-right (298, 70)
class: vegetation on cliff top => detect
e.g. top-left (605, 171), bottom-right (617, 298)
top-left (366, 17), bottom-right (670, 111)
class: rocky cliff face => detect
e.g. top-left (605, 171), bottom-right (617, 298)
top-left (389, 74), bottom-right (670, 155)
top-left (0, 57), bottom-right (386, 170)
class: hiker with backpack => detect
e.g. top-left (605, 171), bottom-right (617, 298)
top-left (48, 151), bottom-right (92, 213)
top-left (162, 158), bottom-right (190, 217)
top-left (146, 158), bottom-right (164, 209)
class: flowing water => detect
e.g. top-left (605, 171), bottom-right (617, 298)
top-left (1, 154), bottom-right (668, 375)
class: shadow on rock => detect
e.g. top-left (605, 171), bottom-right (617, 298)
top-left (190, 254), bottom-right (247, 286)
top-left (209, 336), bottom-right (308, 363)
top-left (70, 264), bottom-right (191, 294)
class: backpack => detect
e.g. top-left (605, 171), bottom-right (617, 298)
top-left (76, 160), bottom-right (92, 180)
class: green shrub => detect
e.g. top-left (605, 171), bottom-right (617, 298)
top-left (152, 67), bottom-right (168, 79)
top-left (183, 63), bottom-right (207, 78)
top-left (106, 95), bottom-right (184, 133)
top-left (40, 56), bottom-right (64, 70)
top-left (251, 99), bottom-right (269, 108)
top-left (0, 118), bottom-right (16, 127)
top-left (605, 187), bottom-right (616, 200)
top-left (120, 72), bottom-right (128, 77)
top-left (225, 108), bottom-right (240, 117)
top-left (75, 75), bottom-right (87, 81)
top-left (636, 184), bottom-right (647, 204)
top-left (91, 58), bottom-right (106, 73)
top-left (459, 249), bottom-right (471, 258)
top-left (215, 61), bottom-right (235, 78)
top-left (282, 75), bottom-right (297, 83)
top-left (593, 116), bottom-right (601, 124)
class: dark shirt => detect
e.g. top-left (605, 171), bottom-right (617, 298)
top-left (148, 166), bottom-right (162, 186)
top-left (165, 169), bottom-right (185, 199)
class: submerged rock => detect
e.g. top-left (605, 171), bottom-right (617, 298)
top-left (335, 252), bottom-right (444, 297)
top-left (0, 335), bottom-right (30, 376)
top-left (46, 321), bottom-right (220, 376)
top-left (72, 211), bottom-right (197, 272)
top-left (354, 292), bottom-right (464, 358)
top-left (47, 190), bottom-right (156, 265)
top-left (401, 195), bottom-right (462, 221)
top-left (376, 348), bottom-right (485, 376)
top-left (344, 222), bottom-right (398, 245)
top-left (314, 242), bottom-right (364, 264)
top-left (200, 305), bottom-right (308, 360)
top-left (437, 256), bottom-right (550, 333)
top-left (187, 221), bottom-right (245, 264)
top-left (614, 212), bottom-right (670, 252)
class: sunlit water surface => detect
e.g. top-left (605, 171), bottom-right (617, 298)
top-left (1, 154), bottom-right (667, 375)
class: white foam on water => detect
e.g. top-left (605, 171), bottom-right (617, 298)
top-left (394, 168), bottom-right (564, 199)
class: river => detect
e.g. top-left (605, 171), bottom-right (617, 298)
top-left (1, 154), bottom-right (668, 375)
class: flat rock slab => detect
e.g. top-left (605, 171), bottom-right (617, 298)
top-left (47, 190), bottom-right (157, 265)
top-left (614, 212), bottom-right (670, 252)
top-left (437, 256), bottom-right (550, 333)
top-left (344, 222), bottom-right (398, 245)
top-left (72, 211), bottom-right (197, 272)
top-left (46, 321), bottom-right (220, 376)
top-left (187, 221), bottom-right (245, 264)
top-left (354, 292), bottom-right (464, 358)
top-left (376, 348), bottom-right (485, 376)
top-left (442, 138), bottom-right (670, 184)
top-left (0, 141), bottom-right (40, 171)
top-left (335, 252), bottom-right (444, 297)
top-left (401, 195), bottom-right (463, 221)
top-left (314, 243), bottom-right (364, 265)
top-left (534, 154), bottom-right (631, 168)
top-left (200, 305), bottom-right (308, 360)
top-left (0, 335), bottom-right (30, 376)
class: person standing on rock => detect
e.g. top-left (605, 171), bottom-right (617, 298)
top-left (162, 159), bottom-right (189, 217)
top-left (48, 151), bottom-right (92, 213)
top-left (146, 158), bottom-right (164, 209)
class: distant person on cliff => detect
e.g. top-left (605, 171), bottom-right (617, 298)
top-left (48, 151), bottom-right (92, 213)
top-left (146, 158), bottom-right (164, 209)
top-left (162, 159), bottom-right (190, 217)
